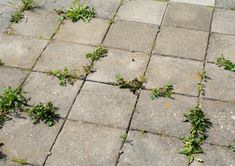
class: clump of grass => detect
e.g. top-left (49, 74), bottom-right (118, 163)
top-left (228, 140), bottom-right (235, 152)
top-left (20, 0), bottom-right (35, 11)
top-left (10, 11), bottom-right (24, 23)
top-left (115, 74), bottom-right (146, 94)
top-left (26, 102), bottom-right (58, 127)
top-left (151, 83), bottom-right (174, 99)
top-left (49, 67), bottom-right (81, 86)
top-left (86, 46), bottom-right (108, 62)
top-left (216, 55), bottom-right (235, 72)
top-left (180, 107), bottom-right (212, 164)
top-left (120, 133), bottom-right (127, 141)
top-left (12, 157), bottom-right (27, 165)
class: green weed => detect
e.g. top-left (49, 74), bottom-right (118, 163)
top-left (12, 157), bottom-right (27, 165)
top-left (86, 46), bottom-right (108, 62)
top-left (151, 83), bottom-right (174, 99)
top-left (120, 133), bottom-right (127, 141)
top-left (0, 59), bottom-right (3, 66)
top-left (10, 11), bottom-right (24, 23)
top-left (20, 0), bottom-right (35, 11)
top-left (228, 140), bottom-right (235, 152)
top-left (216, 55), bottom-right (235, 72)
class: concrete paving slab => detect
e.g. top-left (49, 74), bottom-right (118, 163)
top-left (171, 0), bottom-right (215, 6)
top-left (215, 0), bottom-right (235, 9)
top-left (87, 48), bottom-right (149, 83)
top-left (163, 2), bottom-right (213, 31)
top-left (154, 26), bottom-right (209, 60)
top-left (117, 0), bottom-right (167, 25)
top-left (146, 55), bottom-right (203, 96)
top-left (131, 91), bottom-right (196, 137)
top-left (0, 33), bottom-right (48, 69)
top-left (23, 72), bottom-right (83, 118)
top-left (44, 0), bottom-right (73, 11)
top-left (104, 20), bottom-right (158, 53)
top-left (212, 8), bottom-right (235, 35)
top-left (68, 81), bottom-right (137, 128)
top-left (54, 18), bottom-right (109, 45)
top-left (45, 120), bottom-right (123, 166)
top-left (118, 131), bottom-right (188, 166)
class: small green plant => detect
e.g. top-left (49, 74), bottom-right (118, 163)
top-left (20, 0), bottom-right (35, 11)
top-left (140, 128), bottom-right (147, 135)
top-left (82, 64), bottom-right (94, 76)
top-left (10, 11), bottom-right (24, 23)
top-left (26, 102), bottom-right (58, 126)
top-left (197, 83), bottom-right (205, 96)
top-left (86, 46), bottom-right (108, 62)
top-left (120, 133), bottom-right (127, 141)
top-left (228, 140), bottom-right (235, 152)
top-left (0, 59), bottom-right (3, 66)
top-left (151, 83), bottom-right (174, 99)
top-left (49, 67), bottom-right (80, 86)
top-left (216, 55), bottom-right (235, 72)
top-left (12, 157), bottom-right (27, 165)
top-left (115, 74), bottom-right (146, 94)
top-left (197, 70), bottom-right (209, 96)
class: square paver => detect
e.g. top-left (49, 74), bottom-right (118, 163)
top-left (202, 99), bottom-right (235, 146)
top-left (146, 56), bottom-right (203, 96)
top-left (68, 81), bottom-right (137, 128)
top-left (154, 26), bottom-right (209, 60)
top-left (34, 41), bottom-right (93, 72)
top-left (0, 33), bottom-right (48, 69)
top-left (171, 0), bottom-right (215, 6)
top-left (207, 33), bottom-right (235, 63)
top-left (104, 20), bottom-right (157, 52)
top-left (117, 0), bottom-right (167, 25)
top-left (0, 67), bottom-right (28, 89)
top-left (212, 9), bottom-right (235, 35)
top-left (205, 63), bottom-right (235, 102)
top-left (87, 49), bottom-right (149, 83)
top-left (54, 18), bottom-right (109, 45)
top-left (45, 121), bottom-right (123, 166)
top-left (163, 2), bottom-right (213, 31)
top-left (11, 9), bottom-right (59, 39)
top-left (44, 0), bottom-right (73, 11)
top-left (0, 117), bottom-right (63, 165)
top-left (131, 91), bottom-right (196, 137)
top-left (23, 72), bottom-right (83, 117)
top-left (118, 131), bottom-right (188, 166)
top-left (215, 0), bottom-right (235, 8)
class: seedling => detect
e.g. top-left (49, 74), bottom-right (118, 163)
top-left (228, 140), bottom-right (235, 152)
top-left (197, 83), bottom-right (205, 96)
top-left (12, 157), bottom-right (27, 165)
top-left (10, 11), bottom-right (24, 23)
top-left (86, 46), bottom-right (108, 62)
top-left (198, 70), bottom-right (209, 82)
top-left (140, 128), bottom-right (147, 135)
top-left (120, 133), bottom-right (127, 141)
top-left (151, 83), bottom-right (174, 99)
top-left (82, 64), bottom-right (94, 76)
top-left (20, 0), bottom-right (35, 11)
top-left (49, 67), bottom-right (80, 86)
top-left (115, 74), bottom-right (146, 94)
top-left (26, 102), bottom-right (58, 126)
top-left (216, 55), bottom-right (235, 72)
top-left (0, 59), bottom-right (3, 66)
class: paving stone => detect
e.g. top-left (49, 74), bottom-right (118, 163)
top-left (0, 116), bottom-right (63, 166)
top-left (202, 99), bottom-right (235, 146)
top-left (212, 9), bottom-right (235, 35)
top-left (0, 33), bottom-right (48, 69)
top-left (117, 0), bottom-right (167, 25)
top-left (191, 144), bottom-right (235, 166)
top-left (68, 81), bottom-right (137, 128)
top-left (54, 18), bottom-right (109, 45)
top-left (146, 56), bottom-right (203, 96)
top-left (118, 131), bottom-right (188, 166)
top-left (0, 67), bottom-right (28, 89)
top-left (0, 5), bottom-right (16, 32)
top-left (23, 72), bottom-right (82, 117)
top-left (215, 0), bottom-right (235, 8)
top-left (163, 2), bottom-right (213, 31)
top-left (0, 0), bottom-right (20, 6)
top-left (0, 16), bottom-right (10, 32)
top-left (207, 33), bottom-right (235, 63)
top-left (45, 120), bottom-right (123, 166)
top-left (87, 49), bottom-right (149, 83)
top-left (34, 41), bottom-right (93, 72)
top-left (205, 63), bottom-right (235, 102)
top-left (154, 26), bottom-right (209, 60)
top-left (131, 91), bottom-right (196, 137)
top-left (44, 0), bottom-right (73, 11)
top-left (11, 9), bottom-right (59, 39)
top-left (104, 20), bottom-right (157, 53)
top-left (171, 0), bottom-right (215, 6)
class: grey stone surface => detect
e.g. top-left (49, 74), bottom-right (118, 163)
top-left (131, 91), bottom-right (196, 137)
top-left (44, 0), bottom-right (73, 11)
top-left (0, 0), bottom-right (20, 5)
top-left (0, 33), bottom-right (48, 69)
top-left (0, 16), bottom-right (9, 32)
top-left (23, 72), bottom-right (83, 117)
top-left (34, 41), bottom-right (93, 72)
top-left (118, 131), bottom-right (188, 166)
top-left (87, 48), bottom-right (149, 83)
top-left (45, 120), bottom-right (123, 166)
top-left (154, 26), bottom-right (209, 60)
top-left (171, 0), bottom-right (215, 6)
top-left (54, 18), bottom-right (109, 45)
top-left (0, 116), bottom-right (63, 166)
top-left (215, 0), bottom-right (235, 8)
top-left (0, 5), bottom-right (16, 32)
top-left (202, 99), bottom-right (235, 146)
top-left (205, 63), bottom-right (235, 102)
top-left (163, 2), bottom-right (213, 31)
top-left (0, 67), bottom-right (28, 89)
top-left (212, 8), bottom-right (235, 35)
top-left (11, 9), bottom-right (59, 39)
top-left (104, 20), bottom-right (157, 52)
top-left (207, 33), bottom-right (235, 63)
top-left (117, 0), bottom-right (167, 25)
top-left (68, 81), bottom-right (137, 128)
top-left (146, 55), bottom-right (203, 96)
